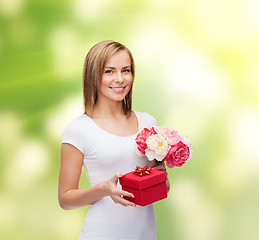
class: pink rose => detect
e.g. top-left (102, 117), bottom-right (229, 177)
top-left (155, 126), bottom-right (182, 145)
top-left (136, 142), bottom-right (147, 155)
top-left (135, 127), bottom-right (157, 155)
top-left (165, 141), bottom-right (190, 168)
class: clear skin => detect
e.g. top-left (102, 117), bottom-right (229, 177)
top-left (58, 50), bottom-right (170, 210)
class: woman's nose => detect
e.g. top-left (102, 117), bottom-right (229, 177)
top-left (114, 72), bottom-right (124, 83)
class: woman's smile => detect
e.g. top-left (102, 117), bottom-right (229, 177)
top-left (110, 86), bottom-right (126, 93)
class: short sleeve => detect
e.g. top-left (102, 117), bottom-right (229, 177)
top-left (135, 111), bottom-right (158, 129)
top-left (148, 114), bottom-right (158, 126)
top-left (61, 120), bottom-right (85, 154)
top-left (143, 112), bottom-right (158, 127)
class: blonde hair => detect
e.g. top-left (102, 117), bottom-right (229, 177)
top-left (83, 40), bottom-right (135, 117)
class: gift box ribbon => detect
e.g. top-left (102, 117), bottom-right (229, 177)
top-left (133, 166), bottom-right (151, 177)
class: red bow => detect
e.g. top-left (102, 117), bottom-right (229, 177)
top-left (133, 166), bottom-right (151, 177)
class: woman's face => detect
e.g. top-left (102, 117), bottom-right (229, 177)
top-left (98, 50), bottom-right (133, 104)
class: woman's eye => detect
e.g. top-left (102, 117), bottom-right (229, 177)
top-left (104, 70), bottom-right (112, 74)
top-left (122, 69), bottom-right (131, 73)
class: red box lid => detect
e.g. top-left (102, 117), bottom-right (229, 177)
top-left (119, 169), bottom-right (167, 190)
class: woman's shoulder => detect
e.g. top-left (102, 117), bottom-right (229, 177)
top-left (134, 111), bottom-right (158, 126)
top-left (62, 114), bottom-right (94, 153)
top-left (134, 110), bottom-right (155, 119)
top-left (64, 114), bottom-right (88, 128)
top-left (62, 114), bottom-right (93, 135)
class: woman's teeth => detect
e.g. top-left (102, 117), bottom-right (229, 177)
top-left (111, 87), bottom-right (125, 92)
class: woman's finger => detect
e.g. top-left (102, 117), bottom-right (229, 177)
top-left (112, 172), bottom-right (123, 182)
top-left (112, 188), bottom-right (134, 199)
top-left (120, 189), bottom-right (134, 198)
top-left (112, 195), bottom-right (136, 207)
top-left (153, 165), bottom-right (166, 171)
top-left (150, 160), bottom-right (156, 168)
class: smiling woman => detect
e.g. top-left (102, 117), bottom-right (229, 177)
top-left (58, 40), bottom-right (169, 240)
top-left (82, 41), bottom-right (135, 118)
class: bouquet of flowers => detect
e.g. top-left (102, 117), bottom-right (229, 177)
top-left (135, 126), bottom-right (192, 168)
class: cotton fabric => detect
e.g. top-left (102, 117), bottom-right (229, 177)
top-left (62, 111), bottom-right (158, 240)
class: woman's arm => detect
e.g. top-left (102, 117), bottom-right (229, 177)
top-left (58, 143), bottom-right (136, 210)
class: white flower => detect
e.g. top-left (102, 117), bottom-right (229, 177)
top-left (145, 134), bottom-right (169, 161)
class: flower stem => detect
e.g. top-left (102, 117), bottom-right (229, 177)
top-left (155, 159), bottom-right (164, 166)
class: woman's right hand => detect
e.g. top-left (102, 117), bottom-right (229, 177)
top-left (59, 144), bottom-right (136, 209)
top-left (102, 173), bottom-right (136, 207)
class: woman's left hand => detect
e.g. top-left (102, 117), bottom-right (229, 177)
top-left (150, 160), bottom-right (166, 172)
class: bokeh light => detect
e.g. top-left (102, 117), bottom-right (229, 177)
top-left (0, 0), bottom-right (24, 17)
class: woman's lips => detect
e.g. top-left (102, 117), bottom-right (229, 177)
top-left (110, 87), bottom-right (126, 93)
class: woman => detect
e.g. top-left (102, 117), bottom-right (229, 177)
top-left (58, 40), bottom-right (170, 240)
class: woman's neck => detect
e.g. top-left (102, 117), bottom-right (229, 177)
top-left (92, 99), bottom-right (125, 119)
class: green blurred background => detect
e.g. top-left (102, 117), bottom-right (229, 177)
top-left (1, 0), bottom-right (259, 239)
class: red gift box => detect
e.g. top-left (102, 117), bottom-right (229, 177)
top-left (119, 168), bottom-right (167, 206)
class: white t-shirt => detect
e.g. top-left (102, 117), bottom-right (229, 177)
top-left (62, 111), bottom-right (158, 240)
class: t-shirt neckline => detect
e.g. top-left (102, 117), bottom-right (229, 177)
top-left (83, 111), bottom-right (140, 138)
